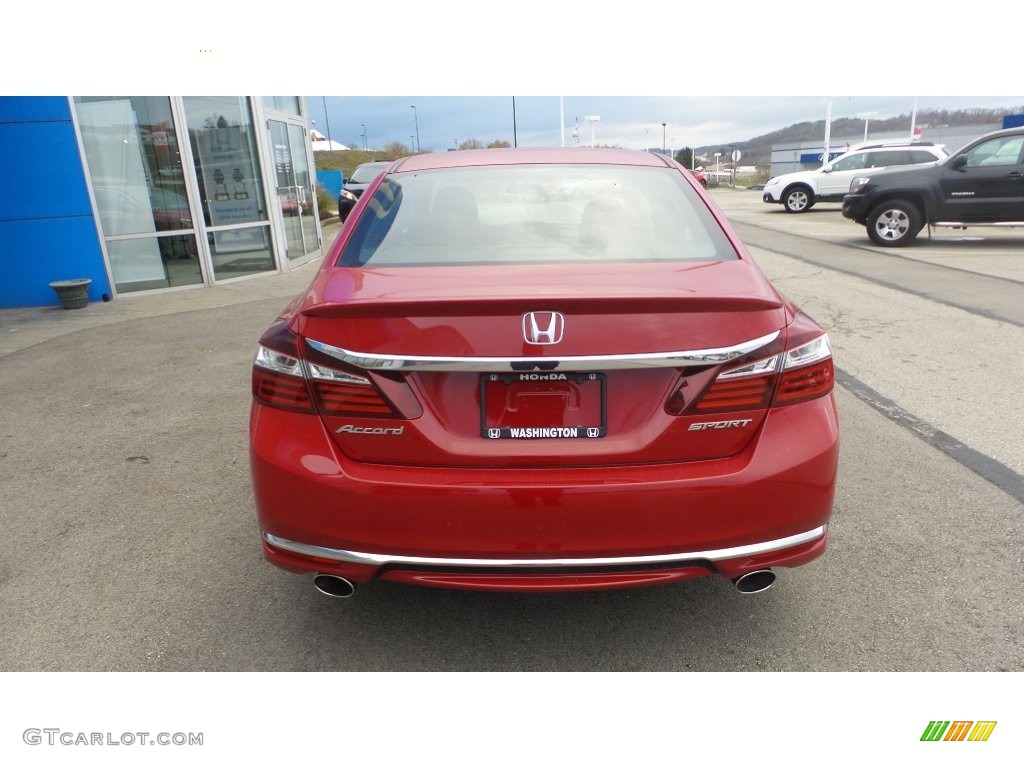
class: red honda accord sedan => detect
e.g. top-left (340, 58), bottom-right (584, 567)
top-left (250, 147), bottom-right (838, 597)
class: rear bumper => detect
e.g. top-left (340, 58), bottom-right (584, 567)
top-left (251, 394), bottom-right (839, 591)
top-left (263, 529), bottom-right (828, 592)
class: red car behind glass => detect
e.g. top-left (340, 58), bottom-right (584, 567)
top-left (250, 148), bottom-right (839, 598)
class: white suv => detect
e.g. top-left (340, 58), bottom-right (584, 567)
top-left (762, 142), bottom-right (948, 213)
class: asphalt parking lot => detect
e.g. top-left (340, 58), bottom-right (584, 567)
top-left (0, 198), bottom-right (1021, 672)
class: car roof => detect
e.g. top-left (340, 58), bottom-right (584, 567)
top-left (846, 140), bottom-right (942, 151)
top-left (971, 126), bottom-right (1024, 141)
top-left (392, 147), bottom-right (674, 173)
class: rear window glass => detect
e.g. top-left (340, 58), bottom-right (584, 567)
top-left (349, 163), bottom-right (391, 183)
top-left (337, 164), bottom-right (737, 267)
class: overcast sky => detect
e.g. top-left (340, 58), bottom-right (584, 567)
top-left (307, 95), bottom-right (1024, 153)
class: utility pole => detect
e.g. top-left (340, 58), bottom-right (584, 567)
top-left (822, 97), bottom-right (833, 168)
top-left (512, 96), bottom-right (518, 148)
top-left (584, 115), bottom-right (600, 148)
top-left (322, 96), bottom-right (333, 148)
top-left (560, 96), bottom-right (565, 148)
top-left (410, 105), bottom-right (420, 152)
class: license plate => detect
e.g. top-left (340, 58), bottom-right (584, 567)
top-left (480, 372), bottom-right (606, 439)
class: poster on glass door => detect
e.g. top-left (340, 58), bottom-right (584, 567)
top-left (194, 120), bottom-right (264, 253)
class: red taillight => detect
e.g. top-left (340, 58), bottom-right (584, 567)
top-left (669, 312), bottom-right (834, 415)
top-left (251, 322), bottom-right (400, 418)
top-left (252, 367), bottom-right (314, 412)
top-left (313, 380), bottom-right (397, 417)
top-left (776, 358), bottom-right (834, 405)
top-left (692, 375), bottom-right (775, 412)
top-left (252, 322), bottom-right (315, 413)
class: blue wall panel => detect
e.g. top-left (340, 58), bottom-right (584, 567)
top-left (0, 121), bottom-right (94, 220)
top-left (0, 96), bottom-right (110, 307)
top-left (0, 96), bottom-right (72, 124)
top-left (316, 170), bottom-right (344, 200)
top-left (0, 218), bottom-right (109, 307)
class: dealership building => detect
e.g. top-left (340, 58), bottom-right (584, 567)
top-left (1, 96), bottom-right (323, 308)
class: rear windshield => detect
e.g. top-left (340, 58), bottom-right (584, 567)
top-left (337, 164), bottom-right (737, 267)
top-left (349, 163), bottom-right (391, 183)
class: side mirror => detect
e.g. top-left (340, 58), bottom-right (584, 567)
top-left (821, 165), bottom-right (832, 173)
top-left (950, 155), bottom-right (968, 171)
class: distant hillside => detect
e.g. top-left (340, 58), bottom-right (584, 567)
top-left (696, 107), bottom-right (1024, 170)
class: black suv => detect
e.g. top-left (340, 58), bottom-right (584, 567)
top-left (337, 161), bottom-right (394, 222)
top-left (842, 127), bottom-right (1024, 246)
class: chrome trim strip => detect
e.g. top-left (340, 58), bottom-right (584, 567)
top-left (306, 330), bottom-right (780, 372)
top-left (264, 525), bottom-right (826, 569)
top-left (933, 221), bottom-right (1024, 228)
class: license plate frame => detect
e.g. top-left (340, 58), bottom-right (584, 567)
top-left (479, 372), bottom-right (607, 439)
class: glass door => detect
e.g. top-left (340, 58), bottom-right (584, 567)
top-left (182, 96), bottom-right (276, 282)
top-left (268, 119), bottom-right (320, 263)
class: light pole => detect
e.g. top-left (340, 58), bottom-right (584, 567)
top-left (823, 97), bottom-right (833, 168)
top-left (584, 115), bottom-right (600, 147)
top-left (410, 105), bottom-right (420, 152)
top-left (857, 111), bottom-right (878, 142)
top-left (512, 96), bottom-right (518, 148)
top-left (322, 96), bottom-right (333, 148)
top-left (661, 122), bottom-right (667, 156)
top-left (360, 124), bottom-right (367, 150)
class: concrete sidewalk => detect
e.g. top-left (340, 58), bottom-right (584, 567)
top-left (0, 221), bottom-right (340, 359)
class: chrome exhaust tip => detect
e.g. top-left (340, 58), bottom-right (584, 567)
top-left (732, 569), bottom-right (776, 594)
top-left (313, 573), bottom-right (356, 598)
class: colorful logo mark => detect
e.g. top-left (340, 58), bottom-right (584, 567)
top-left (921, 721), bottom-right (997, 742)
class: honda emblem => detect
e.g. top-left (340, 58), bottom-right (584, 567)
top-left (523, 311), bottom-right (565, 345)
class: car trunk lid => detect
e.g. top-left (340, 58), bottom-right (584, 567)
top-left (297, 261), bottom-right (788, 467)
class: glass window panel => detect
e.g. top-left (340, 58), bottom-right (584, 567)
top-left (208, 225), bottom-right (274, 279)
top-left (829, 153), bottom-right (867, 172)
top-left (966, 136), bottom-right (1024, 167)
top-left (106, 235), bottom-right (202, 293)
top-left (289, 122), bottom-right (320, 258)
top-left (75, 96), bottom-right (191, 236)
top-left (339, 166), bottom-right (736, 267)
top-left (183, 97), bottom-right (267, 227)
top-left (263, 96), bottom-right (301, 115)
top-left (269, 120), bottom-right (320, 261)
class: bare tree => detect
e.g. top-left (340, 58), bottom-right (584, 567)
top-left (382, 141), bottom-right (412, 157)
